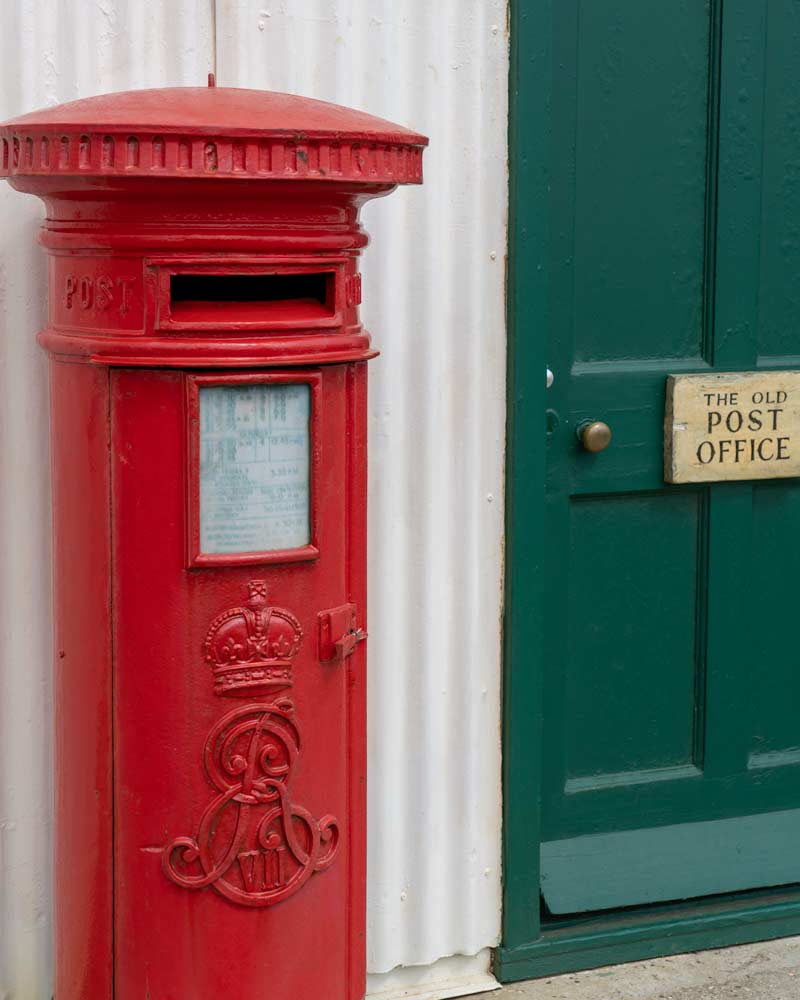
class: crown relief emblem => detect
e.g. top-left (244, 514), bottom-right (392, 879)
top-left (205, 580), bottom-right (303, 698)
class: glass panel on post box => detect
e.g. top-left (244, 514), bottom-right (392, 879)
top-left (199, 383), bottom-right (311, 553)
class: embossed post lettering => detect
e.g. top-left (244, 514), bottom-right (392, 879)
top-left (63, 272), bottom-right (136, 314)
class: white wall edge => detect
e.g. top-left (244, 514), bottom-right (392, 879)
top-left (366, 949), bottom-right (501, 1000)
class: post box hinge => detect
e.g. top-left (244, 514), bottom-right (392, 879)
top-left (318, 603), bottom-right (367, 663)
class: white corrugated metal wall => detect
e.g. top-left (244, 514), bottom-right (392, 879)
top-left (0, 3), bottom-right (508, 998)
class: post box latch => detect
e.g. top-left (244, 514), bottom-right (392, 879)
top-left (318, 603), bottom-right (367, 663)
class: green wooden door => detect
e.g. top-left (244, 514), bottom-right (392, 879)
top-left (507, 0), bottom-right (800, 927)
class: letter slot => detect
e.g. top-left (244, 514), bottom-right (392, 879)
top-left (167, 269), bottom-right (336, 327)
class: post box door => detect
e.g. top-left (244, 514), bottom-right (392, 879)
top-left (109, 364), bottom-right (365, 998)
top-left (512, 0), bottom-right (800, 918)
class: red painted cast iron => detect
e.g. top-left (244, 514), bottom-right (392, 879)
top-left (0, 85), bottom-right (426, 999)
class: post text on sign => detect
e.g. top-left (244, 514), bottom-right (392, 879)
top-left (664, 372), bottom-right (800, 484)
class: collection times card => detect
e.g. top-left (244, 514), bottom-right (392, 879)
top-left (199, 383), bottom-right (311, 554)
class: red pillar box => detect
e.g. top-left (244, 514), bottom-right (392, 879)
top-left (0, 85), bottom-right (426, 1000)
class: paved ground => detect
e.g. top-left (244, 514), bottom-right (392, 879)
top-left (465, 936), bottom-right (800, 999)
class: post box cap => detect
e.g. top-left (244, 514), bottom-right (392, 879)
top-left (0, 85), bottom-right (428, 185)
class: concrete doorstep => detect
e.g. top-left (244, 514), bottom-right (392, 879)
top-left (467, 937), bottom-right (800, 999)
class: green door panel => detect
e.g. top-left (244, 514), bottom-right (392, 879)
top-left (563, 492), bottom-right (702, 783)
top-left (748, 481), bottom-right (800, 766)
top-left (569, 0), bottom-right (711, 365)
top-left (541, 808), bottom-right (800, 914)
top-left (506, 0), bottom-right (800, 931)
top-left (758, 1), bottom-right (800, 361)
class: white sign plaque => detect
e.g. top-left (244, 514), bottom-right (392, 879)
top-left (199, 383), bottom-right (311, 553)
top-left (665, 371), bottom-right (800, 484)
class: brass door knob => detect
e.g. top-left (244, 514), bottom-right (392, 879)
top-left (577, 420), bottom-right (612, 453)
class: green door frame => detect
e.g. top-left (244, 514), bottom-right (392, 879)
top-left (498, 0), bottom-right (800, 983)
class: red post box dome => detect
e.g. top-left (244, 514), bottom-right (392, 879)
top-left (0, 84), bottom-right (427, 185)
top-left (0, 85), bottom-right (428, 369)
